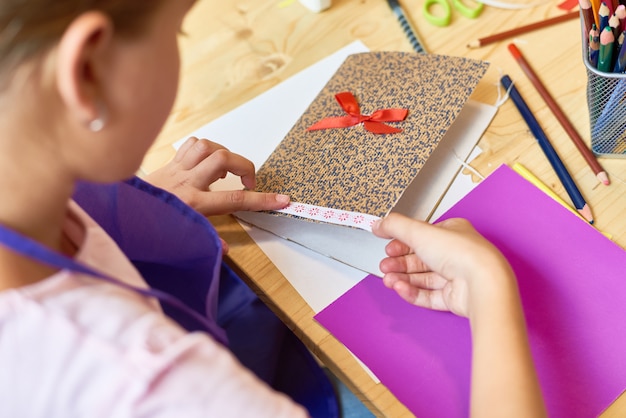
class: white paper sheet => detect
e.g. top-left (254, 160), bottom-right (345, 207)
top-left (175, 41), bottom-right (497, 384)
top-left (235, 99), bottom-right (496, 274)
top-left (175, 41), bottom-right (496, 310)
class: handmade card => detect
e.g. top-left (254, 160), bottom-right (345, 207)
top-left (236, 51), bottom-right (489, 273)
top-left (174, 39), bottom-right (497, 309)
top-left (315, 164), bottom-right (626, 417)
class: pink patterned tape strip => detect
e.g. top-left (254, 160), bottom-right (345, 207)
top-left (275, 201), bottom-right (381, 232)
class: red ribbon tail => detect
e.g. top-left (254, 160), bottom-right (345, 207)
top-left (307, 115), bottom-right (359, 131)
top-left (363, 121), bottom-right (403, 134)
top-left (369, 108), bottom-right (409, 123)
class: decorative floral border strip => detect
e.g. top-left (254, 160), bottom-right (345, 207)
top-left (274, 201), bottom-right (381, 232)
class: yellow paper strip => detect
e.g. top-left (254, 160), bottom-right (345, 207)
top-left (512, 162), bottom-right (613, 239)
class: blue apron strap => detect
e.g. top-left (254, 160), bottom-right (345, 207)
top-left (73, 177), bottom-right (228, 344)
top-left (0, 223), bottom-right (228, 346)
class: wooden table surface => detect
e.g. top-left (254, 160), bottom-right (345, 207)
top-left (142, 1), bottom-right (626, 416)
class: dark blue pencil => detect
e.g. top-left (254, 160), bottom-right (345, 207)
top-left (500, 75), bottom-right (594, 223)
top-left (613, 32), bottom-right (626, 71)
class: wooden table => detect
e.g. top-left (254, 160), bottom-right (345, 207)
top-left (142, 1), bottom-right (626, 416)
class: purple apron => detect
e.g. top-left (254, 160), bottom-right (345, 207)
top-left (0, 176), bottom-right (338, 418)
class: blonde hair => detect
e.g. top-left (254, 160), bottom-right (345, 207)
top-left (0, 0), bottom-right (165, 80)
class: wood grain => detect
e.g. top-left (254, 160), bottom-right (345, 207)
top-left (143, 1), bottom-right (626, 415)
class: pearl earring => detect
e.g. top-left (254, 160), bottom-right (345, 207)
top-left (88, 117), bottom-right (105, 132)
top-left (87, 101), bottom-right (108, 132)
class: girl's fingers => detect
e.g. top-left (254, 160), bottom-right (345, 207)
top-left (173, 136), bottom-right (199, 164)
top-left (191, 190), bottom-right (290, 215)
top-left (379, 252), bottom-right (430, 275)
top-left (192, 149), bottom-right (257, 190)
top-left (390, 279), bottom-right (449, 311)
top-left (384, 238), bottom-right (413, 257)
top-left (382, 271), bottom-right (447, 292)
top-left (176, 137), bottom-right (229, 171)
top-left (373, 213), bottom-right (450, 254)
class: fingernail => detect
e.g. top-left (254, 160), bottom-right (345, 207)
top-left (276, 194), bottom-right (290, 204)
top-left (193, 139), bottom-right (209, 151)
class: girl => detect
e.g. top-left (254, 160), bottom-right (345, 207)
top-left (0, 0), bottom-right (545, 416)
top-left (0, 1), bottom-right (332, 416)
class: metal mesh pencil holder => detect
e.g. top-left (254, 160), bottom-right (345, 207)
top-left (580, 14), bottom-right (626, 157)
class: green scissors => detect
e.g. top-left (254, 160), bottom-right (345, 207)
top-left (422, 0), bottom-right (484, 27)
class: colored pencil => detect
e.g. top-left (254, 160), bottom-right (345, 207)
top-left (466, 11), bottom-right (579, 48)
top-left (589, 24), bottom-right (600, 67)
top-left (610, 11), bottom-right (623, 40)
top-left (616, 4), bottom-right (626, 30)
top-left (614, 33), bottom-right (626, 70)
top-left (500, 75), bottom-right (594, 223)
top-left (591, 0), bottom-right (601, 27)
top-left (599, 2), bottom-right (611, 33)
top-left (512, 163), bottom-right (587, 222)
top-left (386, 0), bottom-right (427, 54)
top-left (512, 163), bottom-right (613, 238)
top-left (598, 26), bottom-right (615, 72)
top-left (508, 44), bottom-right (610, 185)
top-left (611, 0), bottom-right (619, 15)
top-left (611, 0), bottom-right (619, 13)
top-left (581, 0), bottom-right (596, 36)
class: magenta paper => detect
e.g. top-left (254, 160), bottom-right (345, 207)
top-left (315, 164), bottom-right (626, 417)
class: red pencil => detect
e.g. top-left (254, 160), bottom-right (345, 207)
top-left (466, 11), bottom-right (579, 48)
top-left (508, 43), bottom-right (610, 185)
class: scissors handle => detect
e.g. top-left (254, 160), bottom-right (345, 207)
top-left (423, 0), bottom-right (483, 27)
top-left (453, 0), bottom-right (483, 19)
top-left (423, 0), bottom-right (451, 27)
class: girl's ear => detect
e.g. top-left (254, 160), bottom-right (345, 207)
top-left (55, 12), bottom-right (113, 130)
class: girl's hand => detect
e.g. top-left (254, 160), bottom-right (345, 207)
top-left (146, 137), bottom-right (290, 216)
top-left (372, 213), bottom-right (516, 318)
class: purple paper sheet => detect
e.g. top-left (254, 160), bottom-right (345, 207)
top-left (315, 164), bottom-right (626, 417)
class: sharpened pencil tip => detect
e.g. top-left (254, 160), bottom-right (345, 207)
top-left (597, 171), bottom-right (610, 185)
top-left (579, 204), bottom-right (594, 224)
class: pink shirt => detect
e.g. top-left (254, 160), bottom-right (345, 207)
top-left (0, 202), bottom-right (307, 417)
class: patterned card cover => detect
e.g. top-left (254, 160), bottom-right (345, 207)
top-left (254, 51), bottom-right (489, 218)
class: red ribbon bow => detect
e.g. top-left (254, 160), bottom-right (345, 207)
top-left (307, 91), bottom-right (408, 134)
